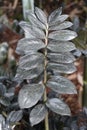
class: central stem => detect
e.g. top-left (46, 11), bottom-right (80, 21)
top-left (44, 24), bottom-right (49, 130)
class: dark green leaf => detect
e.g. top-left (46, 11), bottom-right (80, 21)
top-left (49, 30), bottom-right (77, 41)
top-left (7, 110), bottom-right (23, 123)
top-left (49, 15), bottom-right (68, 26)
top-left (30, 104), bottom-right (47, 126)
top-left (0, 97), bottom-right (10, 106)
top-left (0, 114), bottom-right (5, 130)
top-left (48, 7), bottom-right (62, 22)
top-left (19, 53), bottom-right (44, 69)
top-left (47, 75), bottom-right (77, 94)
top-left (19, 21), bottom-right (45, 39)
top-left (47, 41), bottom-right (76, 52)
top-left (19, 52), bottom-right (44, 64)
top-left (0, 76), bottom-right (9, 82)
top-left (0, 83), bottom-right (6, 96)
top-left (19, 62), bottom-right (43, 71)
top-left (46, 98), bottom-right (71, 115)
top-left (16, 64), bottom-right (44, 80)
top-left (27, 11), bottom-right (46, 29)
top-left (47, 52), bottom-right (75, 63)
top-left (49, 21), bottom-right (73, 31)
top-left (4, 92), bottom-right (14, 101)
top-left (35, 7), bottom-right (47, 25)
top-left (48, 62), bottom-right (76, 74)
top-left (16, 39), bottom-right (45, 54)
top-left (72, 49), bottom-right (82, 57)
top-left (18, 83), bottom-right (45, 108)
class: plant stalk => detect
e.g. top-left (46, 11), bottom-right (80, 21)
top-left (43, 25), bottom-right (49, 130)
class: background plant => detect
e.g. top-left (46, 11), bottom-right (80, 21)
top-left (15, 7), bottom-right (78, 130)
top-left (73, 28), bottom-right (87, 108)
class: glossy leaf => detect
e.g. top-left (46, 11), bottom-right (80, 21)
top-left (27, 11), bottom-right (46, 29)
top-left (16, 38), bottom-right (45, 54)
top-left (72, 49), bottom-right (82, 57)
top-left (47, 42), bottom-right (76, 52)
top-left (30, 104), bottom-right (47, 126)
top-left (19, 21), bottom-right (45, 39)
top-left (19, 52), bottom-right (43, 63)
top-left (35, 7), bottom-right (47, 25)
top-left (19, 53), bottom-right (44, 69)
top-left (46, 98), bottom-right (71, 115)
top-left (0, 114), bottom-right (5, 130)
top-left (19, 61), bottom-right (43, 71)
top-left (16, 64), bottom-right (44, 80)
top-left (47, 52), bottom-right (75, 63)
top-left (48, 62), bottom-right (76, 74)
top-left (49, 21), bottom-right (73, 31)
top-left (7, 110), bottom-right (23, 123)
top-left (10, 102), bottom-right (19, 110)
top-left (0, 83), bottom-right (6, 96)
top-left (18, 83), bottom-right (45, 108)
top-left (47, 75), bottom-right (77, 94)
top-left (4, 92), bottom-right (14, 101)
top-left (49, 15), bottom-right (68, 26)
top-left (49, 30), bottom-right (77, 41)
top-left (48, 7), bottom-right (62, 22)
top-left (0, 97), bottom-right (10, 106)
top-left (0, 76), bottom-right (9, 82)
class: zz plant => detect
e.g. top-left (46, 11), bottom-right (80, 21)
top-left (15, 7), bottom-right (77, 130)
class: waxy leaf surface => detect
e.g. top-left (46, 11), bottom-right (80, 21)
top-left (7, 110), bottom-right (23, 123)
top-left (30, 104), bottom-right (47, 126)
top-left (48, 62), bottom-right (76, 74)
top-left (49, 21), bottom-right (73, 31)
top-left (48, 7), bottom-right (62, 22)
top-left (49, 30), bottom-right (77, 41)
top-left (47, 42), bottom-right (76, 52)
top-left (47, 75), bottom-right (77, 94)
top-left (18, 83), bottom-right (45, 108)
top-left (16, 39), bottom-right (45, 54)
top-left (19, 21), bottom-right (45, 39)
top-left (49, 15), bottom-right (68, 26)
top-left (27, 10), bottom-right (46, 29)
top-left (47, 52), bottom-right (75, 63)
top-left (35, 7), bottom-right (47, 25)
top-left (46, 98), bottom-right (71, 115)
